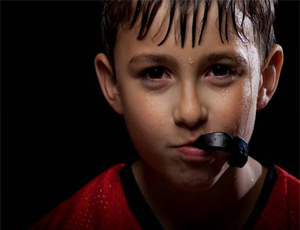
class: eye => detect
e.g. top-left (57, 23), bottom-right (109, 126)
top-left (142, 66), bottom-right (166, 79)
top-left (139, 66), bottom-right (172, 89)
top-left (208, 64), bottom-right (234, 77)
top-left (206, 64), bottom-right (239, 86)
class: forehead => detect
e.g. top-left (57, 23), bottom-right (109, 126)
top-left (114, 1), bottom-right (258, 63)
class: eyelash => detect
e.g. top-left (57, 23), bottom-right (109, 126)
top-left (139, 67), bottom-right (172, 89)
top-left (139, 64), bottom-right (240, 88)
top-left (140, 66), bottom-right (168, 80)
top-left (142, 65), bottom-right (237, 77)
top-left (206, 64), bottom-right (237, 78)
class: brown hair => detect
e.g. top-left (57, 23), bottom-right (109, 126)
top-left (100, 0), bottom-right (277, 71)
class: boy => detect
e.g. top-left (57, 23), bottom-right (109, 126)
top-left (29, 0), bottom-right (299, 229)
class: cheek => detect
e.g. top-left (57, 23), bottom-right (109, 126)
top-left (121, 89), bottom-right (170, 149)
top-left (235, 77), bottom-right (257, 141)
top-left (212, 79), bottom-right (257, 141)
top-left (239, 78), bottom-right (258, 141)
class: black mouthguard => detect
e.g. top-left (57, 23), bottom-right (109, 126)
top-left (193, 132), bottom-right (249, 168)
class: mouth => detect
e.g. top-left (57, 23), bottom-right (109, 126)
top-left (176, 145), bottom-right (210, 162)
top-left (176, 132), bottom-right (249, 167)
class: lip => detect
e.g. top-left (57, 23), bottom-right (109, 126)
top-left (177, 146), bottom-right (209, 162)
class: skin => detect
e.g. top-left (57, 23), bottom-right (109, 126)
top-left (95, 1), bottom-right (283, 229)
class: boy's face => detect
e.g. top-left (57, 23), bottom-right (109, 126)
top-left (110, 1), bottom-right (262, 190)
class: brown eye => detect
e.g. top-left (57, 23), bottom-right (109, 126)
top-left (140, 66), bottom-right (172, 89)
top-left (144, 67), bottom-right (165, 79)
top-left (211, 64), bottom-right (231, 76)
top-left (206, 64), bottom-right (239, 86)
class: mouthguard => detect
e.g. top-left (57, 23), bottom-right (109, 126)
top-left (192, 132), bottom-right (249, 168)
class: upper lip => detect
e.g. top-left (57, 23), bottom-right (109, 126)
top-left (175, 133), bottom-right (209, 148)
top-left (176, 139), bottom-right (200, 148)
top-left (173, 131), bottom-right (214, 148)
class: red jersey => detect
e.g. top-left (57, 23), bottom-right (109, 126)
top-left (29, 163), bottom-right (299, 230)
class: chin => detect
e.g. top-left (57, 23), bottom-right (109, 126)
top-left (169, 167), bottom-right (226, 192)
top-left (178, 160), bottom-right (230, 192)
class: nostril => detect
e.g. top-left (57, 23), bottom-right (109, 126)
top-left (174, 100), bottom-right (208, 128)
top-left (173, 87), bottom-right (208, 128)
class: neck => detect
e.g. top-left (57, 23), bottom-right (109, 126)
top-left (131, 157), bottom-right (267, 229)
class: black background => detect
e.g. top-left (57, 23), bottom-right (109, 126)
top-left (2, 1), bottom-right (300, 230)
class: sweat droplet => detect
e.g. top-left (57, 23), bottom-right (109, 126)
top-left (187, 57), bottom-right (194, 65)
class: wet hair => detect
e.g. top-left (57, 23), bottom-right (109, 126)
top-left (100, 0), bottom-right (277, 70)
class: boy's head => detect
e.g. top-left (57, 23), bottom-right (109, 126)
top-left (95, 0), bottom-right (283, 191)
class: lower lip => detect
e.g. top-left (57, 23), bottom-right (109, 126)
top-left (177, 146), bottom-right (209, 162)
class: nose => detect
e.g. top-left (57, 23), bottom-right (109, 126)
top-left (173, 84), bottom-right (208, 128)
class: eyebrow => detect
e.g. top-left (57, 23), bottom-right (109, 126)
top-left (202, 52), bottom-right (248, 67)
top-left (128, 52), bottom-right (248, 68)
top-left (129, 54), bottom-right (177, 66)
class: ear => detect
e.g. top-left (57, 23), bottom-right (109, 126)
top-left (257, 44), bottom-right (284, 110)
top-left (94, 53), bottom-right (123, 114)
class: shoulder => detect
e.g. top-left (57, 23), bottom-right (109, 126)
top-left (29, 164), bottom-right (141, 230)
top-left (275, 166), bottom-right (299, 225)
top-left (273, 166), bottom-right (299, 210)
top-left (275, 165), bottom-right (300, 191)
top-left (254, 165), bottom-right (299, 230)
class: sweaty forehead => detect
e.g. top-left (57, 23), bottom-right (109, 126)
top-left (114, 0), bottom-right (261, 78)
